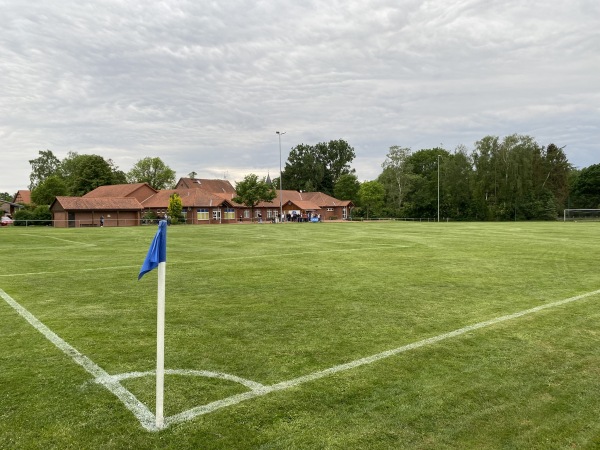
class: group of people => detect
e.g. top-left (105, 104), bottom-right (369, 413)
top-left (246, 212), bottom-right (321, 223)
top-left (273, 212), bottom-right (321, 223)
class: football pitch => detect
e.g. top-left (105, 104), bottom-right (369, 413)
top-left (1, 221), bottom-right (599, 449)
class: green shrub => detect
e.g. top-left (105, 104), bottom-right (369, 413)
top-left (13, 209), bottom-right (34, 226)
top-left (32, 206), bottom-right (52, 225)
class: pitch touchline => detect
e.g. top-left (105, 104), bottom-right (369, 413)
top-left (165, 288), bottom-right (600, 427)
top-left (2, 287), bottom-right (598, 431)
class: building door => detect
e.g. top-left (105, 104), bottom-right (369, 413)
top-left (213, 208), bottom-right (221, 223)
top-left (68, 212), bottom-right (75, 227)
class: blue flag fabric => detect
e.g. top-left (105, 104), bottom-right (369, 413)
top-left (138, 220), bottom-right (167, 280)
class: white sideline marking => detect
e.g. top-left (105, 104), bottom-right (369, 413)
top-left (165, 288), bottom-right (600, 427)
top-left (2, 287), bottom-right (599, 431)
top-left (0, 289), bottom-right (157, 431)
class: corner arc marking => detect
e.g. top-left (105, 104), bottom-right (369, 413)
top-left (107, 369), bottom-right (266, 391)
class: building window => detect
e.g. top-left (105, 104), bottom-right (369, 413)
top-left (197, 208), bottom-right (209, 220)
top-left (342, 207), bottom-right (347, 219)
top-left (244, 209), bottom-right (250, 219)
top-left (327, 208), bottom-right (334, 212)
top-left (224, 208), bottom-right (235, 219)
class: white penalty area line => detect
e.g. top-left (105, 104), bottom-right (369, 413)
top-left (1, 287), bottom-right (599, 432)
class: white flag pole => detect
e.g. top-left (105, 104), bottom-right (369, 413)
top-left (156, 260), bottom-right (166, 429)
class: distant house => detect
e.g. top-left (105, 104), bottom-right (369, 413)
top-left (48, 178), bottom-right (354, 226)
top-left (10, 190), bottom-right (31, 216)
top-left (254, 190), bottom-right (353, 222)
top-left (1, 200), bottom-right (11, 216)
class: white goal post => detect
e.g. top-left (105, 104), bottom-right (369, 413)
top-left (563, 209), bottom-right (600, 222)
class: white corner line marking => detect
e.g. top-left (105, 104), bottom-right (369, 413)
top-left (2, 288), bottom-right (599, 431)
top-left (0, 289), bottom-right (157, 432)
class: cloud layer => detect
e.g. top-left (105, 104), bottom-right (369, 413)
top-left (2, 0), bottom-right (599, 193)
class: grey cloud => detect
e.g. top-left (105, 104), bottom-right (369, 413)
top-left (1, 0), bottom-right (598, 193)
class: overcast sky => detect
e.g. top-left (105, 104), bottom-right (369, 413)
top-left (2, 0), bottom-right (599, 195)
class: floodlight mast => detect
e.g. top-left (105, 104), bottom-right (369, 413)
top-left (276, 131), bottom-right (286, 223)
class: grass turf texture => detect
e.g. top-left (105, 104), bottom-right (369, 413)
top-left (1, 221), bottom-right (599, 449)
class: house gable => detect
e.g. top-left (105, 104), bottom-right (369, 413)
top-left (13, 190), bottom-right (31, 205)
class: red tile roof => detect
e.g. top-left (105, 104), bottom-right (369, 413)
top-left (175, 178), bottom-right (236, 193)
top-left (255, 190), bottom-right (352, 208)
top-left (141, 189), bottom-right (233, 208)
top-left (83, 183), bottom-right (156, 199)
top-left (52, 197), bottom-right (143, 211)
top-left (13, 190), bottom-right (31, 204)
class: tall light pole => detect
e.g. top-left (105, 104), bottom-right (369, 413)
top-left (437, 154), bottom-right (441, 223)
top-left (276, 131), bottom-right (285, 222)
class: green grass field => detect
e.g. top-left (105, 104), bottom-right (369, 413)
top-left (1, 221), bottom-right (599, 449)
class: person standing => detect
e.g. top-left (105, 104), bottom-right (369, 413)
top-left (100, 215), bottom-right (104, 227)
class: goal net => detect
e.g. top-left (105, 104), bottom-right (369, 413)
top-left (563, 209), bottom-right (600, 222)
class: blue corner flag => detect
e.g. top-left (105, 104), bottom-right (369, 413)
top-left (138, 220), bottom-right (167, 280)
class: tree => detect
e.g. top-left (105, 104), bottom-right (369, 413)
top-left (540, 143), bottom-right (571, 212)
top-left (380, 146), bottom-right (414, 211)
top-left (28, 150), bottom-right (61, 189)
top-left (334, 173), bottom-right (360, 203)
top-left (314, 139), bottom-right (356, 194)
top-left (60, 153), bottom-right (126, 196)
top-left (167, 193), bottom-right (183, 224)
top-left (0, 192), bottom-right (12, 202)
top-left (188, 171), bottom-right (197, 179)
top-left (442, 147), bottom-right (474, 220)
top-left (30, 175), bottom-right (68, 205)
top-left (570, 164), bottom-right (600, 208)
top-left (232, 174), bottom-right (276, 222)
top-left (282, 139), bottom-right (356, 195)
top-left (402, 148), bottom-right (447, 219)
top-left (282, 144), bottom-right (325, 193)
top-left (126, 157), bottom-right (176, 190)
top-left (358, 181), bottom-right (385, 219)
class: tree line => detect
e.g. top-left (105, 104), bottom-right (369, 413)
top-left (280, 135), bottom-right (600, 221)
top-left (27, 150), bottom-right (177, 204)
top-left (8, 135), bottom-right (600, 223)
top-left (6, 151), bottom-right (177, 224)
